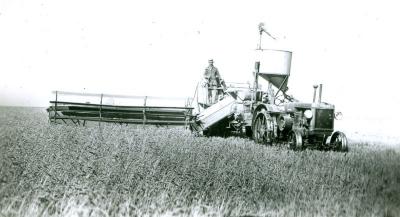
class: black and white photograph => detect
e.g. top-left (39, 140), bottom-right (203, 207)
top-left (1, 0), bottom-right (399, 216)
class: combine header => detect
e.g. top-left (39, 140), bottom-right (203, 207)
top-left (47, 91), bottom-right (194, 126)
top-left (47, 24), bottom-right (348, 151)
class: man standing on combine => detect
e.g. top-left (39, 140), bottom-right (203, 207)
top-left (203, 59), bottom-right (224, 104)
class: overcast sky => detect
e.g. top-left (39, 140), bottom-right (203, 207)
top-left (1, 0), bottom-right (399, 137)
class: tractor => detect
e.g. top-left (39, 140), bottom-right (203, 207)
top-left (190, 26), bottom-right (348, 151)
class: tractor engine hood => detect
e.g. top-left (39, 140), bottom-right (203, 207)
top-left (284, 102), bottom-right (334, 112)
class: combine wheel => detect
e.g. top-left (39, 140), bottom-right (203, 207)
top-left (252, 111), bottom-right (272, 145)
top-left (330, 131), bottom-right (348, 152)
top-left (287, 131), bottom-right (303, 150)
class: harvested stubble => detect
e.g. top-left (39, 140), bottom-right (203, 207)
top-left (0, 107), bottom-right (399, 217)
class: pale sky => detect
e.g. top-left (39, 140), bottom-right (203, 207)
top-left (1, 0), bottom-right (400, 138)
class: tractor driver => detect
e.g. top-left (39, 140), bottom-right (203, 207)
top-left (203, 59), bottom-right (224, 104)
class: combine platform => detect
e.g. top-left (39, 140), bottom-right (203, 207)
top-left (47, 91), bottom-right (194, 126)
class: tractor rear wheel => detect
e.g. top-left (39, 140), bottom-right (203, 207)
top-left (288, 131), bottom-right (303, 150)
top-left (330, 131), bottom-right (348, 152)
top-left (252, 111), bottom-right (272, 145)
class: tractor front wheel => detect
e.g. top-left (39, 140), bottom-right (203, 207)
top-left (288, 131), bottom-right (303, 150)
top-left (330, 131), bottom-right (348, 152)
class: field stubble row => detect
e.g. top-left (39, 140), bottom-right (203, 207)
top-left (0, 107), bottom-right (399, 217)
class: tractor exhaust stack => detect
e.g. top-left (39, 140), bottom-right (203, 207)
top-left (313, 85), bottom-right (318, 103)
top-left (318, 84), bottom-right (323, 103)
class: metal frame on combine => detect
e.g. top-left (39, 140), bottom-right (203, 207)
top-left (47, 25), bottom-right (348, 151)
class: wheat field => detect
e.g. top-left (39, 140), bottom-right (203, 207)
top-left (0, 107), bottom-right (399, 217)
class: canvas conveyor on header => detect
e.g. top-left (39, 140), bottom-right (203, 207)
top-left (47, 24), bottom-right (348, 151)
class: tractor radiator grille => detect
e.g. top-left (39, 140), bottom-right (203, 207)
top-left (315, 109), bottom-right (334, 129)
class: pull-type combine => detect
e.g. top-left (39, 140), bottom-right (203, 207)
top-left (47, 27), bottom-right (348, 151)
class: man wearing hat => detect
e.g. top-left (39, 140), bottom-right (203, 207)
top-left (203, 59), bottom-right (223, 104)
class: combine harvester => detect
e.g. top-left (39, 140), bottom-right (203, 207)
top-left (47, 25), bottom-right (347, 151)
